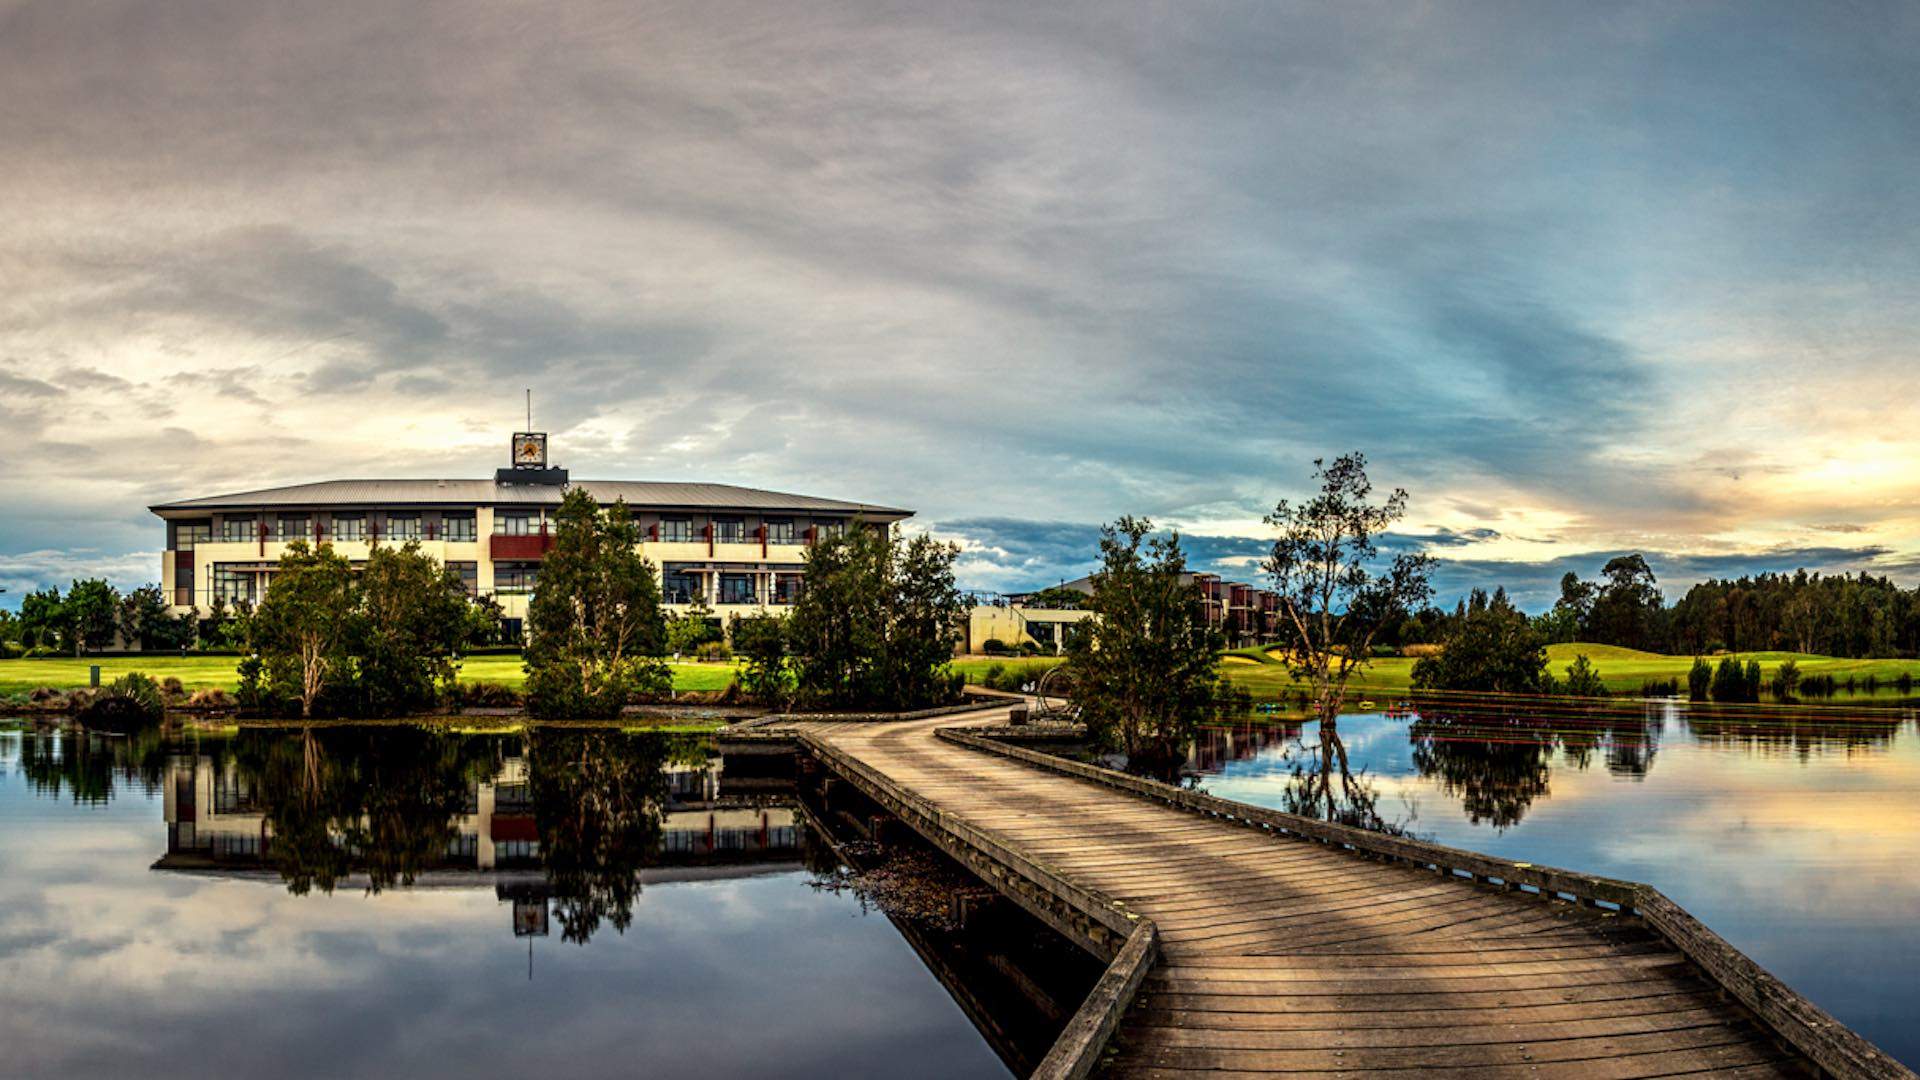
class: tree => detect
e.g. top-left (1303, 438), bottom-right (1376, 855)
top-left (1772, 658), bottom-right (1802, 700)
top-left (1264, 453), bottom-right (1434, 722)
top-left (1065, 518), bottom-right (1223, 779)
top-left (1687, 657), bottom-right (1712, 701)
top-left (666, 593), bottom-right (722, 656)
top-left (18, 587), bottom-right (69, 651)
top-left (253, 541), bottom-right (358, 719)
top-left (356, 541), bottom-right (475, 715)
top-left (66, 578), bottom-right (120, 654)
top-left (1026, 584), bottom-right (1089, 610)
top-left (788, 522), bottom-right (966, 710)
top-left (117, 584), bottom-right (172, 651)
top-left (1560, 653), bottom-right (1609, 698)
top-left (1551, 572), bottom-right (1595, 642)
top-left (1411, 588), bottom-right (1549, 693)
top-left (730, 612), bottom-right (791, 706)
top-left (1587, 554), bottom-right (1663, 650)
top-left (524, 489), bottom-right (670, 719)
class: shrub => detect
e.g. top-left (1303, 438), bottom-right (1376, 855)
top-left (451, 681), bottom-right (523, 709)
top-left (78, 672), bottom-right (164, 727)
top-left (160, 676), bottom-right (186, 697)
top-left (1559, 654), bottom-right (1608, 698)
top-left (1018, 640), bottom-right (1043, 657)
top-left (186, 687), bottom-right (233, 709)
top-left (0, 640), bottom-right (22, 659)
top-left (1771, 659), bottom-right (1802, 700)
top-left (1401, 644), bottom-right (1444, 659)
top-left (24, 645), bottom-right (57, 659)
top-left (696, 640), bottom-right (731, 662)
top-left (1687, 657), bottom-right (1712, 701)
top-left (981, 638), bottom-right (1011, 656)
top-left (27, 685), bottom-right (61, 703)
top-left (1640, 677), bottom-right (1680, 697)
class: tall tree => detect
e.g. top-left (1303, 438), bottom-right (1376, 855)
top-left (1588, 554), bottom-right (1663, 650)
top-left (18, 587), bottom-right (69, 651)
top-left (116, 584), bottom-right (172, 651)
top-left (1065, 517), bottom-right (1222, 779)
top-left (65, 578), bottom-right (120, 654)
top-left (788, 523), bottom-right (966, 710)
top-left (357, 541), bottom-right (476, 715)
top-left (254, 541), bottom-right (359, 719)
top-left (1411, 588), bottom-right (1549, 693)
top-left (1264, 453), bottom-right (1434, 723)
top-left (524, 489), bottom-right (669, 719)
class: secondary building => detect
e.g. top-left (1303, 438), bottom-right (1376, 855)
top-left (147, 432), bottom-right (912, 638)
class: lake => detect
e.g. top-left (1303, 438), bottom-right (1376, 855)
top-left (1189, 696), bottom-right (1920, 1069)
top-left (0, 721), bottom-right (1090, 1080)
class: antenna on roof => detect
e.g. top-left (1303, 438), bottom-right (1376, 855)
top-left (526, 388), bottom-right (532, 431)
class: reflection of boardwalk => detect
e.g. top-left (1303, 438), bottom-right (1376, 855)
top-left (795, 708), bottom-right (1907, 1079)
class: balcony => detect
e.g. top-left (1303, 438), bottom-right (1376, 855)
top-left (490, 533), bottom-right (556, 560)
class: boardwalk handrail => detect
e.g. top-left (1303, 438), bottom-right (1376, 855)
top-left (938, 725), bottom-right (1917, 1080)
top-left (1030, 921), bottom-right (1157, 1080)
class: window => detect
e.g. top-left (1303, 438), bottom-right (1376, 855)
top-left (175, 522), bottom-right (211, 550)
top-left (495, 511), bottom-right (537, 536)
top-left (221, 516), bottom-right (256, 543)
top-left (448, 561), bottom-right (479, 597)
top-left (386, 514), bottom-right (421, 540)
top-left (773, 575), bottom-right (802, 605)
top-left (276, 514), bottom-right (309, 541)
top-left (660, 517), bottom-right (693, 542)
top-left (712, 518), bottom-right (744, 543)
top-left (213, 565), bottom-right (258, 604)
top-left (814, 520), bottom-right (846, 541)
top-left (499, 618), bottom-right (524, 643)
top-left (719, 573), bottom-right (757, 605)
top-left (766, 519), bottom-right (797, 545)
top-left (442, 513), bottom-right (477, 542)
top-left (662, 566), bottom-right (702, 604)
top-left (331, 514), bottom-right (366, 541)
top-left (495, 563), bottom-right (539, 594)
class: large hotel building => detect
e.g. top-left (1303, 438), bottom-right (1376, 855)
top-left (149, 433), bottom-right (912, 637)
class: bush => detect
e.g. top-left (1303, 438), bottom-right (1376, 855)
top-left (696, 640), bottom-right (731, 662)
top-left (1771, 659), bottom-right (1802, 700)
top-left (78, 672), bottom-right (164, 727)
top-left (981, 638), bottom-right (1012, 656)
top-left (0, 640), bottom-right (22, 659)
top-left (1559, 654), bottom-right (1608, 698)
top-left (450, 681), bottom-right (523, 709)
top-left (1687, 657), bottom-right (1712, 701)
top-left (24, 645), bottom-right (57, 659)
top-left (1018, 640), bottom-right (1043, 657)
top-left (27, 685), bottom-right (61, 703)
top-left (1401, 644), bottom-right (1444, 658)
top-left (159, 676), bottom-right (186, 697)
top-left (1640, 678), bottom-right (1680, 697)
top-left (186, 687), bottom-right (233, 709)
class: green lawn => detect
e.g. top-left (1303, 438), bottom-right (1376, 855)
top-left (1217, 642), bottom-right (1920, 697)
top-left (0, 654), bottom-right (745, 697)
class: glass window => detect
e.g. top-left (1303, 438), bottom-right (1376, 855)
top-left (331, 514), bottom-right (366, 541)
top-left (221, 516), bottom-right (256, 543)
top-left (660, 517), bottom-right (693, 542)
top-left (662, 566), bottom-right (702, 604)
top-left (814, 520), bottom-right (846, 541)
top-left (175, 522), bottom-right (211, 550)
top-left (719, 573), bottom-right (757, 605)
top-left (213, 564), bottom-right (258, 604)
top-left (386, 514), bottom-right (421, 540)
top-left (766, 519), bottom-right (797, 545)
top-left (442, 514), bottom-right (477, 542)
top-left (712, 518), bottom-right (744, 543)
top-left (773, 575), bottom-right (802, 605)
top-left (276, 514), bottom-right (309, 541)
top-left (447, 561), bottom-right (479, 597)
top-left (494, 511), bottom-right (536, 536)
top-left (495, 563), bottom-right (539, 594)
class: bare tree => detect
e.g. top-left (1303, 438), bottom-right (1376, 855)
top-left (1265, 453), bottom-right (1434, 723)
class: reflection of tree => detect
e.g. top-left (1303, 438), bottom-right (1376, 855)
top-left (233, 726), bottom-right (498, 895)
top-left (1280, 719), bottom-right (1415, 836)
top-left (18, 724), bottom-right (168, 804)
top-left (528, 730), bottom-right (691, 944)
top-left (1408, 711), bottom-right (1555, 830)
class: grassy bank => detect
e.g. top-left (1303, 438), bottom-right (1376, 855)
top-left (0, 653), bottom-right (1064, 698)
top-left (1217, 642), bottom-right (1920, 697)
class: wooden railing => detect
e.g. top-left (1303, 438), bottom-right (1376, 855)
top-left (938, 726), bottom-right (1917, 1080)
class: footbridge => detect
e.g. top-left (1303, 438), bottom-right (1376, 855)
top-left (752, 703), bottom-right (1911, 1080)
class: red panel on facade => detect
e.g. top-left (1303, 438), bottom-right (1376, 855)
top-left (491, 815), bottom-right (538, 842)
top-left (489, 534), bottom-right (556, 560)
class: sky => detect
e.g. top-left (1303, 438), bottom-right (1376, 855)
top-left (2, 0), bottom-right (1918, 611)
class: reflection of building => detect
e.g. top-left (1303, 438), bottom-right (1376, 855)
top-left (155, 750), bottom-right (801, 875)
top-left (149, 431), bottom-right (912, 638)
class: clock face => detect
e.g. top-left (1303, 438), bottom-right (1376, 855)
top-left (512, 433), bottom-right (547, 466)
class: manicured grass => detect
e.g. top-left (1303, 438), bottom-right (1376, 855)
top-left (0, 654), bottom-right (745, 697)
top-left (1216, 642), bottom-right (1920, 698)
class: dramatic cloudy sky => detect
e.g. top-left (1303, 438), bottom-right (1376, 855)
top-left (3, 0), bottom-right (1918, 609)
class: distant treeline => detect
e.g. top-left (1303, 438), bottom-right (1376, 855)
top-left (1382, 555), bottom-right (1920, 659)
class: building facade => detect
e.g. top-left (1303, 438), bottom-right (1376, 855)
top-left (148, 433), bottom-right (912, 636)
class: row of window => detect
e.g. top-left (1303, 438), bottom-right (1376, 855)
top-left (180, 514), bottom-right (851, 546)
top-left (207, 562), bottom-right (798, 605)
top-left (211, 561), bottom-right (484, 603)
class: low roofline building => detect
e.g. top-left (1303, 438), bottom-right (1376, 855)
top-left (148, 432), bottom-right (912, 637)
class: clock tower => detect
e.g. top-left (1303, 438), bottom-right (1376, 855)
top-left (496, 432), bottom-right (568, 486)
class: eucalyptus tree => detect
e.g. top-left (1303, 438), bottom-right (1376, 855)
top-left (1264, 453), bottom-right (1434, 723)
top-left (253, 541), bottom-right (358, 719)
top-left (1065, 517), bottom-right (1221, 779)
top-left (524, 488), bottom-right (669, 719)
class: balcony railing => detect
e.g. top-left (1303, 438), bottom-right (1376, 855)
top-left (490, 533), bottom-right (556, 560)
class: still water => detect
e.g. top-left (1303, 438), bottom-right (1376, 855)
top-left (0, 722), bottom-right (1042, 1080)
top-left (1190, 697), bottom-right (1920, 1068)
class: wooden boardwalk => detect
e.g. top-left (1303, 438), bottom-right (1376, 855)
top-left (777, 705), bottom-right (1913, 1080)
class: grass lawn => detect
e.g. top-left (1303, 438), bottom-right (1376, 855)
top-left (1218, 642), bottom-right (1920, 698)
top-left (0, 654), bottom-right (746, 697)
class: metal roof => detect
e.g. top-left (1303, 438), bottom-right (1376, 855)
top-left (149, 478), bottom-right (912, 517)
